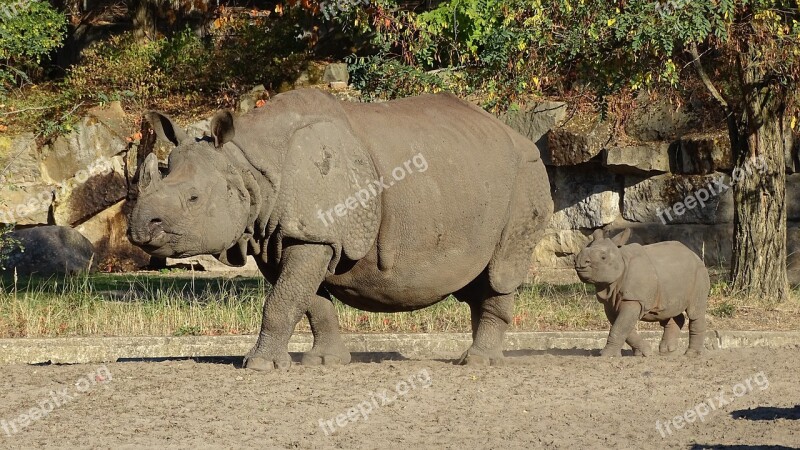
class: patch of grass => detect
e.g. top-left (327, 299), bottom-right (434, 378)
top-left (0, 274), bottom-right (798, 338)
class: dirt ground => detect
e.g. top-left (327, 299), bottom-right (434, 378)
top-left (1, 347), bottom-right (798, 449)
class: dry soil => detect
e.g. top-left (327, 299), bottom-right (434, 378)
top-left (1, 347), bottom-right (798, 449)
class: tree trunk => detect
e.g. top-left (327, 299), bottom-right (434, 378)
top-left (131, 0), bottom-right (157, 41)
top-left (729, 66), bottom-right (788, 303)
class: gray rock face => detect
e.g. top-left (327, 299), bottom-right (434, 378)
top-left (544, 115), bottom-right (611, 166)
top-left (550, 165), bottom-right (621, 229)
top-left (236, 85), bottom-right (268, 113)
top-left (623, 173), bottom-right (733, 224)
top-left (74, 200), bottom-right (150, 272)
top-left (501, 101), bottom-right (567, 148)
top-left (624, 96), bottom-right (697, 141)
top-left (603, 143), bottom-right (670, 174)
top-left (0, 133), bottom-right (53, 225)
top-left (532, 229), bottom-right (591, 269)
top-left (2, 226), bottom-right (96, 275)
top-left (323, 63), bottom-right (350, 84)
top-left (673, 132), bottom-right (733, 174)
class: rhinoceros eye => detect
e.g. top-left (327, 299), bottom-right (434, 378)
top-left (188, 194), bottom-right (199, 203)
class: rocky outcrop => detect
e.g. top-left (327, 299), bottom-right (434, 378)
top-left (543, 114), bottom-right (612, 166)
top-left (603, 143), bottom-right (670, 174)
top-left (549, 165), bottom-right (621, 229)
top-left (501, 101), bottom-right (567, 146)
top-left (622, 173), bottom-right (733, 224)
top-left (2, 226), bottom-right (96, 275)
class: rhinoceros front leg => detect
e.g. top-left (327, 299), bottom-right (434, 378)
top-left (603, 301), bottom-right (651, 357)
top-left (600, 301), bottom-right (641, 357)
top-left (457, 293), bottom-right (513, 366)
top-left (244, 244), bottom-right (332, 371)
top-left (301, 293), bottom-right (351, 366)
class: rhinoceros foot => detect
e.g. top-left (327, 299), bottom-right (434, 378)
top-left (684, 348), bottom-right (704, 357)
top-left (457, 348), bottom-right (506, 366)
top-left (301, 348), bottom-right (352, 366)
top-left (243, 352), bottom-right (292, 371)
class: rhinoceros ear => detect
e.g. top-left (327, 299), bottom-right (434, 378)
top-left (138, 153), bottom-right (161, 194)
top-left (591, 229), bottom-right (604, 242)
top-left (146, 112), bottom-right (191, 147)
top-left (210, 110), bottom-right (235, 148)
top-left (610, 228), bottom-right (631, 247)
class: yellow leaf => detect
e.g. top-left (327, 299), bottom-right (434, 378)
top-left (792, 116), bottom-right (798, 130)
top-left (607, 18), bottom-right (616, 27)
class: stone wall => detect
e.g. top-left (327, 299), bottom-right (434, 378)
top-left (502, 98), bottom-right (800, 283)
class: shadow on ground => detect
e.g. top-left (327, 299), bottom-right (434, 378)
top-left (730, 405), bottom-right (800, 421)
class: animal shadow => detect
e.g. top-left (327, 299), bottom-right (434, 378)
top-left (730, 405), bottom-right (800, 421)
top-left (690, 445), bottom-right (799, 450)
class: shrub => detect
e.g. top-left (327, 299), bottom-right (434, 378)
top-left (0, 0), bottom-right (67, 93)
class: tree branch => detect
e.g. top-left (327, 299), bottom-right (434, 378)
top-left (688, 43), bottom-right (729, 110)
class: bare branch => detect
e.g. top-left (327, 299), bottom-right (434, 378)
top-left (688, 43), bottom-right (729, 110)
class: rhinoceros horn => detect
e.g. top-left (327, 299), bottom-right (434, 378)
top-left (138, 153), bottom-right (161, 194)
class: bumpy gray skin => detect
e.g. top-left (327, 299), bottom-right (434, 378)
top-left (574, 229), bottom-right (710, 357)
top-left (128, 89), bottom-right (553, 370)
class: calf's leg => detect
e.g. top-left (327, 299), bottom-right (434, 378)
top-left (659, 314), bottom-right (685, 355)
top-left (600, 301), bottom-right (641, 357)
top-left (603, 302), bottom-right (650, 356)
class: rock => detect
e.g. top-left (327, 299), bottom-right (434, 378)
top-left (532, 229), bottom-right (591, 269)
top-left (41, 103), bottom-right (130, 183)
top-left (236, 85), bottom-right (268, 114)
top-left (74, 200), bottom-right (150, 272)
top-left (0, 133), bottom-right (41, 183)
top-left (623, 173), bottom-right (733, 224)
top-left (329, 81), bottom-right (348, 90)
top-left (786, 174), bottom-right (800, 221)
top-left (786, 129), bottom-right (799, 173)
top-left (543, 114), bottom-right (611, 166)
top-left (293, 62), bottom-right (327, 88)
top-left (550, 165), bottom-right (621, 229)
top-left (2, 226), bottom-right (96, 275)
top-left (603, 221), bottom-right (733, 267)
top-left (323, 63), bottom-right (349, 84)
top-left (0, 184), bottom-right (54, 226)
top-left (672, 131), bottom-right (733, 174)
top-left (500, 101), bottom-right (567, 146)
top-left (166, 254), bottom-right (260, 273)
top-left (603, 143), bottom-right (670, 174)
top-left (52, 161), bottom-right (128, 226)
top-left (625, 96), bottom-right (697, 141)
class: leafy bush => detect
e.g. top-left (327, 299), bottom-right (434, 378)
top-left (0, 0), bottom-right (67, 93)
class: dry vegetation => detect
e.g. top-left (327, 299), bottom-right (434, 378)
top-left (0, 273), bottom-right (797, 338)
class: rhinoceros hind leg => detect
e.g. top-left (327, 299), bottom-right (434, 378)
top-left (301, 293), bottom-right (351, 366)
top-left (454, 287), bottom-right (513, 366)
top-left (659, 314), bottom-right (685, 355)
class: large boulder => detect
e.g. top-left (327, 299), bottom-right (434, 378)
top-left (2, 226), bottom-right (96, 275)
top-left (501, 101), bottom-right (567, 147)
top-left (74, 200), bottom-right (150, 272)
top-left (543, 114), bottom-right (612, 166)
top-left (622, 173), bottom-right (734, 224)
top-left (0, 133), bottom-right (53, 225)
top-left (603, 143), bottom-right (670, 174)
top-left (624, 95), bottom-right (698, 141)
top-left (672, 131), bottom-right (733, 174)
top-left (532, 229), bottom-right (591, 269)
top-left (550, 165), bottom-right (621, 229)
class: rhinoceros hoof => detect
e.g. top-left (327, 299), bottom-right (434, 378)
top-left (599, 347), bottom-right (622, 357)
top-left (301, 351), bottom-right (351, 366)
top-left (633, 346), bottom-right (652, 357)
top-left (244, 354), bottom-right (291, 371)
top-left (684, 348), bottom-right (704, 357)
top-left (457, 349), bottom-right (505, 366)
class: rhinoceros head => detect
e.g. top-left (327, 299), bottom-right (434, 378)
top-left (574, 229), bottom-right (631, 285)
top-left (128, 111), bottom-right (251, 259)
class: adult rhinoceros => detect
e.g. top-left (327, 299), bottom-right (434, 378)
top-left (128, 89), bottom-right (553, 370)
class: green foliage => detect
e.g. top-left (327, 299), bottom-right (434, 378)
top-left (0, 224), bottom-right (19, 271)
top-left (0, 0), bottom-right (67, 93)
top-left (346, 51), bottom-right (450, 100)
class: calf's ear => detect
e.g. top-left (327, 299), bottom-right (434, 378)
top-left (210, 110), bottom-right (235, 148)
top-left (146, 112), bottom-right (190, 146)
top-left (611, 228), bottom-right (631, 247)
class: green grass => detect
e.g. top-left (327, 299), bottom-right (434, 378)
top-left (0, 273), bottom-right (797, 338)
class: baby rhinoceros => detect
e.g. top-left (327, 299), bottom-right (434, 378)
top-left (574, 229), bottom-right (710, 357)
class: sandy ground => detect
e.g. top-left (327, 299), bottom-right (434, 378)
top-left (0, 347), bottom-right (798, 449)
